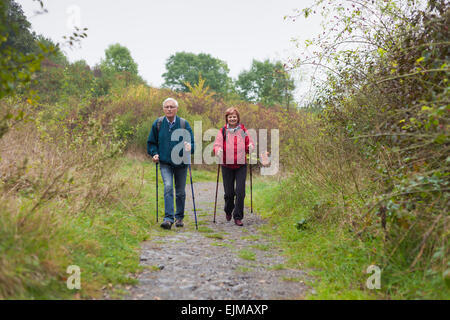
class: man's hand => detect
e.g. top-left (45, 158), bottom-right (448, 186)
top-left (152, 154), bottom-right (159, 163)
top-left (184, 142), bottom-right (191, 152)
top-left (249, 143), bottom-right (255, 153)
top-left (216, 148), bottom-right (223, 158)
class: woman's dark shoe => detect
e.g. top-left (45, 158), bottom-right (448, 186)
top-left (226, 213), bottom-right (232, 221)
top-left (234, 219), bottom-right (243, 226)
top-left (160, 220), bottom-right (173, 230)
top-left (175, 219), bottom-right (184, 228)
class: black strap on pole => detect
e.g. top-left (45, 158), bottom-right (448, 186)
top-left (188, 164), bottom-right (198, 230)
top-left (213, 164), bottom-right (220, 223)
top-left (156, 162), bottom-right (159, 222)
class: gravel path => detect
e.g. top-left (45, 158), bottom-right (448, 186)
top-left (126, 182), bottom-right (310, 300)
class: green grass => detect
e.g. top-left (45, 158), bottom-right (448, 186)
top-left (5, 156), bottom-right (445, 299)
top-left (205, 233), bottom-right (225, 240)
top-left (146, 265), bottom-right (163, 272)
top-left (210, 242), bottom-right (232, 248)
top-left (189, 167), bottom-right (216, 182)
top-left (0, 157), bottom-right (219, 299)
top-left (236, 266), bottom-right (253, 273)
top-left (0, 192), bottom-right (152, 299)
top-left (197, 226), bottom-right (214, 234)
top-left (267, 264), bottom-right (286, 271)
top-left (251, 173), bottom-right (450, 300)
top-left (281, 276), bottom-right (305, 282)
top-left (251, 243), bottom-right (271, 251)
top-left (241, 235), bottom-right (261, 241)
top-left (237, 249), bottom-right (257, 261)
top-left (251, 175), bottom-right (381, 300)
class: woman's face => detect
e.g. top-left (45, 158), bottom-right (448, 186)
top-left (227, 112), bottom-right (238, 126)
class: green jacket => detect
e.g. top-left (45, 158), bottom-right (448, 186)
top-left (147, 116), bottom-right (195, 167)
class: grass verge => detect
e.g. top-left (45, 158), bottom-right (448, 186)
top-left (250, 175), bottom-right (383, 300)
top-left (0, 157), bottom-right (216, 299)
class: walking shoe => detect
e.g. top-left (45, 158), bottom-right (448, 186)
top-left (226, 213), bottom-right (232, 221)
top-left (234, 219), bottom-right (244, 226)
top-left (160, 220), bottom-right (173, 230)
top-left (175, 219), bottom-right (184, 228)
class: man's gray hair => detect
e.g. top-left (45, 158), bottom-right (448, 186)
top-left (162, 97), bottom-right (178, 108)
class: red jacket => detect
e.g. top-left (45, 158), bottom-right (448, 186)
top-left (213, 124), bottom-right (254, 169)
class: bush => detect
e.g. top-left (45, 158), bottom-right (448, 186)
top-left (290, 0), bottom-right (449, 297)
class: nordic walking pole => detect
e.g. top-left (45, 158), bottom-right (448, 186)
top-left (248, 147), bottom-right (254, 214)
top-left (213, 164), bottom-right (220, 223)
top-left (156, 162), bottom-right (159, 222)
top-left (188, 164), bottom-right (198, 230)
top-left (250, 162), bottom-right (253, 214)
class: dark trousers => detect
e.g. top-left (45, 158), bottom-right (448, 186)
top-left (221, 164), bottom-right (247, 220)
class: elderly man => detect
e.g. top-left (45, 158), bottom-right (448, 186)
top-left (147, 98), bottom-right (195, 230)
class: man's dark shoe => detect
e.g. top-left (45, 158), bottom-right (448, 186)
top-left (160, 220), bottom-right (173, 230)
top-left (175, 219), bottom-right (184, 228)
top-left (226, 213), bottom-right (232, 221)
top-left (234, 219), bottom-right (244, 226)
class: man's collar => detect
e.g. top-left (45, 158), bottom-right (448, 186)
top-left (165, 115), bottom-right (177, 124)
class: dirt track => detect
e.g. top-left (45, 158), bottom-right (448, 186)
top-left (126, 182), bottom-right (310, 300)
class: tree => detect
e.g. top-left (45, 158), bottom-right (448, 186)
top-left (101, 43), bottom-right (138, 75)
top-left (0, 0), bottom-right (37, 54)
top-left (184, 75), bottom-right (215, 114)
top-left (97, 43), bottom-right (145, 92)
top-left (0, 0), bottom-right (48, 140)
top-left (60, 60), bottom-right (94, 99)
top-left (162, 52), bottom-right (232, 96)
top-left (236, 59), bottom-right (295, 108)
top-left (36, 36), bottom-right (69, 66)
top-left (0, 0), bottom-right (45, 101)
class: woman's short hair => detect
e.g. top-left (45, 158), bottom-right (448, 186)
top-left (225, 107), bottom-right (240, 124)
top-left (162, 97), bottom-right (178, 108)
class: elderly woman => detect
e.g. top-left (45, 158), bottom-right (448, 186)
top-left (213, 107), bottom-right (254, 226)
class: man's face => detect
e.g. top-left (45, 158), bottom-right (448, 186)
top-left (163, 100), bottom-right (178, 118)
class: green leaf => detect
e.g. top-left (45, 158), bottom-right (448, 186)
top-left (415, 56), bottom-right (425, 64)
top-left (444, 269), bottom-right (450, 289)
top-left (434, 134), bottom-right (446, 144)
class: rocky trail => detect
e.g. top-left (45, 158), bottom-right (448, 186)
top-left (126, 182), bottom-right (310, 300)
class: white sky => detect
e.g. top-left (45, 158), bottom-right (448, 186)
top-left (18, 0), bottom-right (323, 102)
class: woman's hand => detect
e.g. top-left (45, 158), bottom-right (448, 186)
top-left (216, 148), bottom-right (223, 158)
top-left (260, 151), bottom-right (270, 167)
top-left (152, 154), bottom-right (159, 163)
top-left (184, 142), bottom-right (191, 152)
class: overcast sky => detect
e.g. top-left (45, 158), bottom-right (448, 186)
top-left (17, 0), bottom-right (323, 101)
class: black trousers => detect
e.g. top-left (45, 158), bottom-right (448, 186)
top-left (221, 164), bottom-right (247, 220)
